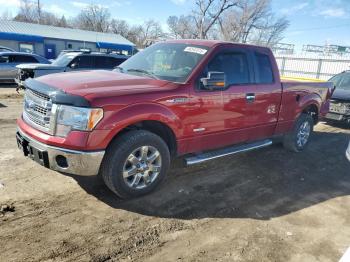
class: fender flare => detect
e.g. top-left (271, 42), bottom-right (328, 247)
top-left (297, 93), bottom-right (321, 117)
top-left (101, 102), bottom-right (182, 145)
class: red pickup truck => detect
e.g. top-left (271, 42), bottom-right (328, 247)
top-left (16, 40), bottom-right (333, 198)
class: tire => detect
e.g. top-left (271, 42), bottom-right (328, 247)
top-left (283, 113), bottom-right (314, 152)
top-left (100, 130), bottom-right (170, 199)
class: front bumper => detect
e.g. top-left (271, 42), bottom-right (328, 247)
top-left (16, 127), bottom-right (105, 176)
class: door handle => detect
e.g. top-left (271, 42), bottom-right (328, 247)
top-left (246, 93), bottom-right (255, 103)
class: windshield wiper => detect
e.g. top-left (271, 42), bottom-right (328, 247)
top-left (126, 68), bottom-right (159, 79)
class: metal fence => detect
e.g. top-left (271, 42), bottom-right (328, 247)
top-left (274, 55), bottom-right (350, 80)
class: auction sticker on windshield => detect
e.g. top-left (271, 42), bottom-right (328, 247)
top-left (184, 46), bottom-right (207, 55)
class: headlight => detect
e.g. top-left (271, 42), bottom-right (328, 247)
top-left (54, 105), bottom-right (103, 137)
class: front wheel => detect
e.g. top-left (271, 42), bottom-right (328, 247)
top-left (100, 130), bottom-right (170, 199)
top-left (283, 113), bottom-right (314, 152)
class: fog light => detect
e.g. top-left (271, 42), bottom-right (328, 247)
top-left (56, 155), bottom-right (68, 168)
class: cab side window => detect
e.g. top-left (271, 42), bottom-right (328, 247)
top-left (70, 56), bottom-right (93, 68)
top-left (255, 52), bottom-right (274, 84)
top-left (110, 57), bottom-right (127, 67)
top-left (95, 56), bottom-right (126, 68)
top-left (207, 53), bottom-right (250, 86)
top-left (12, 55), bottom-right (38, 63)
top-left (95, 56), bottom-right (109, 68)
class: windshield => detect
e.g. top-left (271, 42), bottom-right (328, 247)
top-left (117, 43), bottom-right (209, 82)
top-left (52, 54), bottom-right (76, 66)
top-left (329, 72), bottom-right (350, 90)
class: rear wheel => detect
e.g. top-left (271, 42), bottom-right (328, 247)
top-left (283, 113), bottom-right (314, 152)
top-left (100, 130), bottom-right (170, 199)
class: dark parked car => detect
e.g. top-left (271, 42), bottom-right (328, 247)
top-left (325, 71), bottom-right (350, 124)
top-left (16, 52), bottom-right (129, 87)
top-left (0, 52), bottom-right (50, 83)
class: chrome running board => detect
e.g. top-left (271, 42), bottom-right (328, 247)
top-left (185, 139), bottom-right (273, 166)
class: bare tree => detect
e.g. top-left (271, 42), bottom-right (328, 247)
top-left (110, 19), bottom-right (130, 38)
top-left (127, 25), bottom-right (144, 47)
top-left (13, 0), bottom-right (68, 27)
top-left (58, 16), bottom-right (68, 27)
top-left (193, 0), bottom-right (239, 39)
top-left (142, 19), bottom-right (164, 42)
top-left (249, 16), bottom-right (289, 47)
top-left (218, 0), bottom-right (289, 47)
top-left (14, 0), bottom-right (39, 23)
top-left (74, 4), bottom-right (111, 32)
top-left (167, 15), bottom-right (197, 39)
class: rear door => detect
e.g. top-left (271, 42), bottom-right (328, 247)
top-left (231, 50), bottom-right (282, 141)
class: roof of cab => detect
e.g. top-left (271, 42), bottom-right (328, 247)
top-left (163, 39), bottom-right (270, 50)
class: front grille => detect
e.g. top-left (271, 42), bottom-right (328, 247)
top-left (23, 88), bottom-right (52, 133)
top-left (34, 104), bottom-right (48, 115)
top-left (329, 101), bottom-right (350, 115)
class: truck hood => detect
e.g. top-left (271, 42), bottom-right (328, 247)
top-left (16, 63), bottom-right (63, 70)
top-left (332, 89), bottom-right (350, 101)
top-left (36, 70), bottom-right (178, 98)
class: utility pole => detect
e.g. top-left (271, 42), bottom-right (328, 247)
top-left (37, 0), bottom-right (42, 24)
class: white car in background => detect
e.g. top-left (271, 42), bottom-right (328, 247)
top-left (346, 142), bottom-right (350, 161)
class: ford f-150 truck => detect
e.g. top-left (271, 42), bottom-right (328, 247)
top-left (16, 40), bottom-right (334, 198)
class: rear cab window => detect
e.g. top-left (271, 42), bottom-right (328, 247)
top-left (254, 52), bottom-right (274, 84)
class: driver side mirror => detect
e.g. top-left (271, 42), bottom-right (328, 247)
top-left (200, 71), bottom-right (226, 90)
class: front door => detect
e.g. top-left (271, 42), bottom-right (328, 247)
top-left (44, 44), bottom-right (56, 59)
top-left (184, 50), bottom-right (254, 152)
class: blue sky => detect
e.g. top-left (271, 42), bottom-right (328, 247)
top-left (1, 0), bottom-right (350, 49)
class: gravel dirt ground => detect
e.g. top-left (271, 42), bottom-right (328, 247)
top-left (0, 86), bottom-right (350, 262)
